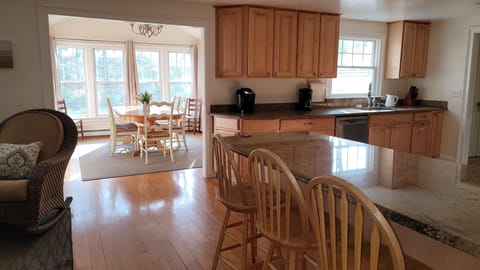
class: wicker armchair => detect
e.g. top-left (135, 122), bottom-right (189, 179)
top-left (0, 109), bottom-right (77, 233)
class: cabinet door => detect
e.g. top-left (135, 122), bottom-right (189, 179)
top-left (247, 7), bottom-right (274, 77)
top-left (399, 22), bottom-right (417, 78)
top-left (412, 23), bottom-right (429, 78)
top-left (215, 7), bottom-right (246, 77)
top-left (318, 14), bottom-right (339, 78)
top-left (273, 10), bottom-right (297, 78)
top-left (369, 125), bottom-right (391, 148)
top-left (297, 12), bottom-right (320, 78)
top-left (430, 111), bottom-right (444, 157)
top-left (390, 123), bottom-right (412, 153)
top-left (411, 121), bottom-right (432, 155)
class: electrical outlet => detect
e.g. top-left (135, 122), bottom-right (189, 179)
top-left (450, 89), bottom-right (461, 97)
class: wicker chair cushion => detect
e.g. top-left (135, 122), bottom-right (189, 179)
top-left (0, 111), bottom-right (64, 162)
top-left (0, 179), bottom-right (28, 201)
top-left (0, 142), bottom-right (42, 179)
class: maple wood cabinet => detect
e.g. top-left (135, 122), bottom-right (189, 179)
top-left (215, 6), bottom-right (246, 77)
top-left (369, 113), bottom-right (413, 153)
top-left (273, 9), bottom-right (298, 77)
top-left (385, 21), bottom-right (430, 79)
top-left (318, 14), bottom-right (340, 78)
top-left (279, 117), bottom-right (335, 135)
top-left (430, 111), bottom-right (444, 157)
top-left (296, 12), bottom-right (320, 77)
top-left (215, 6), bottom-right (340, 78)
top-left (410, 112), bottom-right (433, 155)
top-left (247, 7), bottom-right (274, 77)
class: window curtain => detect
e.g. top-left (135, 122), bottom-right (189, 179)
top-left (126, 40), bottom-right (139, 105)
top-left (50, 37), bottom-right (61, 104)
top-left (192, 44), bottom-right (198, 99)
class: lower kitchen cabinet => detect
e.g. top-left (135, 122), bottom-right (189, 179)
top-left (279, 116), bottom-right (335, 135)
top-left (369, 113), bottom-right (413, 152)
top-left (430, 111), bottom-right (444, 157)
top-left (410, 112), bottom-right (433, 155)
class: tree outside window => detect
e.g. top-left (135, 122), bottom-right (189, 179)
top-left (56, 46), bottom-right (87, 117)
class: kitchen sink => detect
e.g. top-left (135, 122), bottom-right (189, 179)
top-left (353, 107), bottom-right (396, 112)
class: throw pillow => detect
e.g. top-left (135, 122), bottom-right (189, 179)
top-left (0, 142), bottom-right (43, 179)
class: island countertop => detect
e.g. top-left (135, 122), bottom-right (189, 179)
top-left (222, 132), bottom-right (480, 259)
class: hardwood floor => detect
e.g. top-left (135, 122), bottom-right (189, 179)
top-left (65, 137), bottom-right (430, 270)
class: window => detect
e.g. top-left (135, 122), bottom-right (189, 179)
top-left (135, 51), bottom-right (162, 100)
top-left (56, 47), bottom-right (87, 117)
top-left (168, 52), bottom-right (192, 98)
top-left (55, 41), bottom-right (126, 117)
top-left (55, 40), bottom-right (193, 118)
top-left (95, 48), bottom-right (126, 115)
top-left (135, 46), bottom-right (193, 101)
top-left (328, 37), bottom-right (380, 98)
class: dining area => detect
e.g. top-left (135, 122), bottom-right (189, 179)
top-left (105, 94), bottom-right (194, 165)
top-left (211, 132), bottom-right (480, 270)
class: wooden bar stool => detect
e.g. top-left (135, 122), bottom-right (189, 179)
top-left (211, 134), bottom-right (262, 270)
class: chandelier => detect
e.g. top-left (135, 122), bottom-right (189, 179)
top-left (130, 23), bottom-right (163, 38)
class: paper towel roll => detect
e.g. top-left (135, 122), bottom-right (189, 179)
top-left (310, 81), bottom-right (326, 102)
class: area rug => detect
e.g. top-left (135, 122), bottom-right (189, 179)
top-left (79, 134), bottom-right (202, 181)
top-left (0, 208), bottom-right (73, 270)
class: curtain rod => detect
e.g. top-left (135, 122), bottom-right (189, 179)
top-left (53, 37), bottom-right (193, 48)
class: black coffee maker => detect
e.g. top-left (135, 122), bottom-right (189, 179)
top-left (236, 88), bottom-right (255, 113)
top-left (295, 88), bottom-right (312, 111)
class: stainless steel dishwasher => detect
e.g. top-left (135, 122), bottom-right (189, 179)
top-left (335, 115), bottom-right (369, 143)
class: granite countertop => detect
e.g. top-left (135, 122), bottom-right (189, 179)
top-left (222, 132), bottom-right (480, 258)
top-left (210, 106), bottom-right (445, 119)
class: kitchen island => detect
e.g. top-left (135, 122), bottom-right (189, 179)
top-left (222, 132), bottom-right (480, 269)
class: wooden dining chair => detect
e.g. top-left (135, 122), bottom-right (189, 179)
top-left (306, 175), bottom-right (405, 270)
top-left (171, 97), bottom-right (188, 151)
top-left (56, 99), bottom-right (85, 139)
top-left (105, 97), bottom-right (138, 156)
top-left (211, 133), bottom-right (261, 270)
top-left (186, 97), bottom-right (201, 134)
top-left (137, 101), bottom-right (174, 164)
top-left (248, 148), bottom-right (316, 270)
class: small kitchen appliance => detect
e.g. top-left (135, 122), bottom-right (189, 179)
top-left (236, 88), bottom-right (255, 113)
top-left (295, 88), bottom-right (313, 111)
top-left (385, 94), bottom-right (399, 107)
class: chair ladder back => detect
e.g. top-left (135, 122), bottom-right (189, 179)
top-left (306, 175), bottom-right (406, 270)
top-left (248, 148), bottom-right (310, 244)
top-left (212, 133), bottom-right (248, 205)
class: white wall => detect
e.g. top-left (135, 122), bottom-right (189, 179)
top-left (416, 16), bottom-right (480, 160)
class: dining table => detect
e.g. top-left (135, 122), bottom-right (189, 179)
top-left (113, 105), bottom-right (182, 124)
top-left (222, 132), bottom-right (480, 269)
top-left (113, 105), bottom-right (183, 156)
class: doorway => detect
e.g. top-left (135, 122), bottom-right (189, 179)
top-left (463, 30), bottom-right (480, 163)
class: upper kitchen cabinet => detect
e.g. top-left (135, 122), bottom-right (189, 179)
top-left (297, 12), bottom-right (320, 78)
top-left (297, 12), bottom-right (340, 78)
top-left (318, 14), bottom-right (340, 78)
top-left (215, 5), bottom-right (340, 78)
top-left (247, 7), bottom-right (274, 77)
top-left (273, 9), bottom-right (298, 77)
top-left (215, 6), bottom-right (247, 77)
top-left (385, 21), bottom-right (430, 79)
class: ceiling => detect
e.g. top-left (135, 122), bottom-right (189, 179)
top-left (190, 0), bottom-right (480, 22)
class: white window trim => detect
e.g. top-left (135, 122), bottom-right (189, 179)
top-left (327, 32), bottom-right (385, 99)
top-left (56, 40), bottom-right (127, 118)
top-left (135, 44), bottom-right (192, 101)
